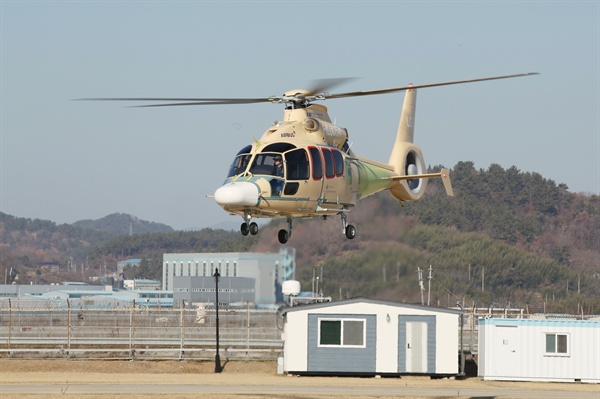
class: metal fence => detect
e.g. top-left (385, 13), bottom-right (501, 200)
top-left (2, 299), bottom-right (593, 362)
top-left (0, 299), bottom-right (283, 360)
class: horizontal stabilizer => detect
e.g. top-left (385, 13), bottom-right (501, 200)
top-left (388, 168), bottom-right (453, 197)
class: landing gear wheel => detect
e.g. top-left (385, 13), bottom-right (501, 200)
top-left (241, 223), bottom-right (250, 236)
top-left (249, 222), bottom-right (259, 235)
top-left (278, 229), bottom-right (289, 244)
top-left (345, 224), bottom-right (356, 239)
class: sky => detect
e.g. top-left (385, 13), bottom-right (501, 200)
top-left (1, 1), bottom-right (598, 231)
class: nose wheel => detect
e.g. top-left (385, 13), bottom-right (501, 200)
top-left (240, 214), bottom-right (259, 236)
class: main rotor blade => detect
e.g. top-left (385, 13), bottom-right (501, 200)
top-left (76, 97), bottom-right (274, 105)
top-left (76, 73), bottom-right (538, 108)
top-left (305, 77), bottom-right (357, 96)
top-left (325, 72), bottom-right (539, 100)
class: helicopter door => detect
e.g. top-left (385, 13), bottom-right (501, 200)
top-left (282, 149), bottom-right (309, 196)
top-left (321, 148), bottom-right (341, 204)
top-left (308, 147), bottom-right (325, 203)
top-left (348, 160), bottom-right (359, 203)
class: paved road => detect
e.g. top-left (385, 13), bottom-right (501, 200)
top-left (2, 383), bottom-right (599, 398)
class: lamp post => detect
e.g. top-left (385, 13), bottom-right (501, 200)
top-left (213, 267), bottom-right (222, 373)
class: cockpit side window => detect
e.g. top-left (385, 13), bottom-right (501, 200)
top-left (250, 153), bottom-right (282, 176)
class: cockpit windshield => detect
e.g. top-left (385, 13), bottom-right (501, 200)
top-left (227, 154), bottom-right (252, 177)
top-left (226, 145), bottom-right (252, 177)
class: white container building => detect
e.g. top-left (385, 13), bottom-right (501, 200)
top-left (478, 318), bottom-right (600, 383)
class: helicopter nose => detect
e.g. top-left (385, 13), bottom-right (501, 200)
top-left (214, 182), bottom-right (259, 207)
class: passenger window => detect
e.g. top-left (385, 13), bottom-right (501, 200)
top-left (332, 149), bottom-right (344, 176)
top-left (322, 148), bottom-right (334, 178)
top-left (309, 147), bottom-right (323, 180)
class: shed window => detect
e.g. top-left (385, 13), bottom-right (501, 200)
top-left (319, 319), bottom-right (365, 347)
top-left (545, 333), bottom-right (569, 356)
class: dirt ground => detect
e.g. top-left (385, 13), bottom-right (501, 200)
top-left (1, 359), bottom-right (598, 399)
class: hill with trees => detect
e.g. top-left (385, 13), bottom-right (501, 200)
top-left (1, 162), bottom-right (598, 312)
top-left (73, 213), bottom-right (173, 235)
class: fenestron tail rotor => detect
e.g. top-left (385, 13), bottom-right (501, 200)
top-left (76, 73), bottom-right (538, 108)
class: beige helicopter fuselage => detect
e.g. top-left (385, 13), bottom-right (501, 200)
top-left (213, 88), bottom-right (452, 222)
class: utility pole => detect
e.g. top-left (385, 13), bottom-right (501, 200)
top-left (481, 267), bottom-right (485, 291)
top-left (418, 267), bottom-right (424, 306)
top-left (427, 265), bottom-right (432, 307)
top-left (468, 263), bottom-right (471, 283)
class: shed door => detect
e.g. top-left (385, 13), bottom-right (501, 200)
top-left (398, 315), bottom-right (436, 374)
top-left (406, 321), bottom-right (428, 372)
top-left (494, 326), bottom-right (518, 375)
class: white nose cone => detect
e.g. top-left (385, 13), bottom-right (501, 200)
top-left (214, 182), bottom-right (259, 207)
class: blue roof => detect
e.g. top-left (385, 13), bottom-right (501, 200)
top-left (479, 318), bottom-right (600, 328)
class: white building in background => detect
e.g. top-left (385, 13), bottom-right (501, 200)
top-left (162, 248), bottom-right (296, 306)
top-left (123, 279), bottom-right (161, 291)
top-left (478, 318), bottom-right (600, 383)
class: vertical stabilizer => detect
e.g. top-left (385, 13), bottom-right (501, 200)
top-left (387, 88), bottom-right (428, 201)
top-left (388, 88), bottom-right (420, 172)
top-left (396, 88), bottom-right (416, 144)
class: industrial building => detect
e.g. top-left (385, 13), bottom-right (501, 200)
top-left (478, 317), bottom-right (600, 383)
top-left (0, 283), bottom-right (107, 298)
top-left (163, 248), bottom-right (296, 307)
top-left (280, 298), bottom-right (462, 376)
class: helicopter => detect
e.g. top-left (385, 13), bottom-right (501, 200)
top-left (82, 73), bottom-right (537, 244)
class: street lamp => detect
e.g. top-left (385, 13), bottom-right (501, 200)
top-left (213, 267), bottom-right (222, 373)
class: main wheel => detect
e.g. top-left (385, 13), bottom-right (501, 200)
top-left (345, 224), bottom-right (356, 239)
top-left (249, 222), bottom-right (259, 235)
top-left (241, 223), bottom-right (250, 236)
top-left (278, 229), bottom-right (289, 244)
